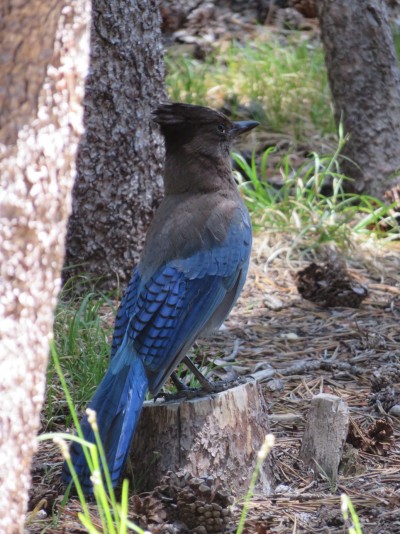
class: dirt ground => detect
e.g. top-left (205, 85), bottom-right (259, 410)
top-left (27, 232), bottom-right (400, 533)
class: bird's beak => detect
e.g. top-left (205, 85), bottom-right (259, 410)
top-left (230, 120), bottom-right (260, 138)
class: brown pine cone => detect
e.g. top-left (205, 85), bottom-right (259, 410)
top-left (347, 418), bottom-right (395, 455)
top-left (153, 471), bottom-right (234, 533)
top-left (130, 493), bottom-right (168, 530)
top-left (370, 362), bottom-right (400, 392)
top-left (295, 261), bottom-right (368, 308)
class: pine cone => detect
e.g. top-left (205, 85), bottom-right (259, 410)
top-left (347, 418), bottom-right (394, 455)
top-left (295, 261), bottom-right (368, 308)
top-left (370, 362), bottom-right (400, 392)
top-left (130, 493), bottom-right (167, 530)
top-left (366, 419), bottom-right (395, 455)
top-left (369, 385), bottom-right (400, 413)
top-left (153, 471), bottom-right (234, 533)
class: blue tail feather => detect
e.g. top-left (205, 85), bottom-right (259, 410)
top-left (62, 341), bottom-right (148, 493)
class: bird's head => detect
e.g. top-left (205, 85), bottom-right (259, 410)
top-left (153, 102), bottom-right (259, 157)
top-left (153, 103), bottom-right (259, 193)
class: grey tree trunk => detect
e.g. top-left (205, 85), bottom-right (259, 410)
top-left (318, 0), bottom-right (400, 197)
top-left (64, 0), bottom-right (167, 290)
top-left (130, 380), bottom-right (274, 495)
top-left (0, 1), bottom-right (90, 531)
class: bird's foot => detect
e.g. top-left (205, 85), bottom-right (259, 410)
top-left (198, 376), bottom-right (246, 393)
top-left (158, 388), bottom-right (209, 402)
top-left (157, 376), bottom-right (246, 402)
top-left (181, 356), bottom-right (245, 393)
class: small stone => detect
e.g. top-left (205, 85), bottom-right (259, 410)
top-left (275, 484), bottom-right (291, 494)
top-left (389, 404), bottom-right (400, 417)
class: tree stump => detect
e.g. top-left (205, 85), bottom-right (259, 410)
top-left (300, 393), bottom-right (349, 485)
top-left (129, 380), bottom-right (273, 496)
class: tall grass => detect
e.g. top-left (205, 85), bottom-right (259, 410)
top-left (46, 284), bottom-right (116, 429)
top-left (40, 343), bottom-right (148, 534)
top-left (234, 130), bottom-right (400, 248)
top-left (166, 36), bottom-right (335, 140)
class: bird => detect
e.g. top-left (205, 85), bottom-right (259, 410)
top-left (62, 102), bottom-right (259, 493)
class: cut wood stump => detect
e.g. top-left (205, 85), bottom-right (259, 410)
top-left (300, 393), bottom-right (349, 485)
top-left (129, 379), bottom-right (273, 496)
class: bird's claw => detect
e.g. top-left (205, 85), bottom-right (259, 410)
top-left (157, 376), bottom-right (245, 402)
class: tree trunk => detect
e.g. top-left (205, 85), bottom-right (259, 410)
top-left (64, 0), bottom-right (167, 291)
top-left (318, 0), bottom-right (400, 197)
top-left (300, 393), bottom-right (349, 486)
top-left (129, 381), bottom-right (274, 496)
top-left (0, 1), bottom-right (90, 532)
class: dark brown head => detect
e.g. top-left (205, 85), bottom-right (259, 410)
top-left (153, 103), bottom-right (259, 193)
top-left (153, 102), bottom-right (259, 154)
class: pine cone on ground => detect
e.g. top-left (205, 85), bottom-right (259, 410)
top-left (347, 418), bottom-right (394, 455)
top-left (295, 261), bottom-right (368, 308)
top-left (366, 419), bottom-right (395, 455)
top-left (370, 362), bottom-right (400, 392)
top-left (369, 385), bottom-right (400, 413)
top-left (159, 471), bottom-right (233, 533)
top-left (134, 471), bottom-right (234, 533)
top-left (130, 493), bottom-right (168, 530)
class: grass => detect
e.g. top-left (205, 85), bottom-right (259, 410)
top-left (166, 35), bottom-right (335, 140)
top-left (234, 128), bottom-right (400, 250)
top-left (47, 283), bottom-right (116, 429)
top-left (40, 343), bottom-right (148, 534)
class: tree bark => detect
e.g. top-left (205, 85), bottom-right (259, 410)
top-left (129, 381), bottom-right (274, 496)
top-left (300, 393), bottom-right (349, 485)
top-left (64, 0), bottom-right (167, 290)
top-left (0, 1), bottom-right (90, 532)
top-left (318, 0), bottom-right (400, 197)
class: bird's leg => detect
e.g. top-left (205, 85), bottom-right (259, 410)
top-left (182, 356), bottom-right (244, 393)
top-left (170, 371), bottom-right (190, 391)
top-left (159, 354), bottom-right (243, 402)
top-left (181, 356), bottom-right (216, 392)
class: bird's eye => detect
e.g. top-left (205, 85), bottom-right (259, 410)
top-left (217, 124), bottom-right (225, 134)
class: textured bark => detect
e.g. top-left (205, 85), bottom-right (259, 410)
top-left (130, 381), bottom-right (274, 496)
top-left (64, 0), bottom-right (166, 290)
top-left (318, 0), bottom-right (400, 197)
top-left (300, 393), bottom-right (349, 485)
top-left (0, 1), bottom-right (90, 532)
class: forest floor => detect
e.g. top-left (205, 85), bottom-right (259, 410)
top-left (27, 232), bottom-right (400, 533)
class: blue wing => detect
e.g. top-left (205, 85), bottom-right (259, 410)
top-left (110, 212), bottom-right (252, 395)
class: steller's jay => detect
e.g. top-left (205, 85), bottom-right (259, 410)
top-left (62, 103), bottom-right (259, 493)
